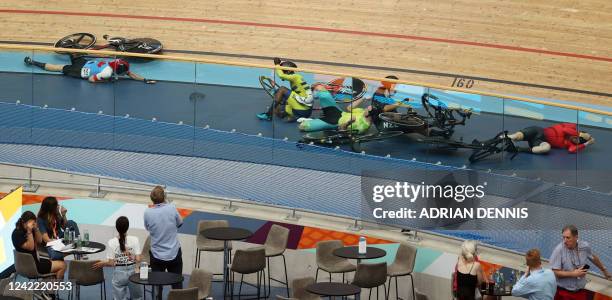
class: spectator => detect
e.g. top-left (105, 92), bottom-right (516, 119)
top-left (12, 211), bottom-right (66, 279)
top-left (454, 240), bottom-right (486, 300)
top-left (144, 186), bottom-right (183, 298)
top-left (93, 216), bottom-right (143, 300)
top-left (37, 196), bottom-right (80, 260)
top-left (550, 225), bottom-right (611, 300)
top-left (512, 248), bottom-right (556, 300)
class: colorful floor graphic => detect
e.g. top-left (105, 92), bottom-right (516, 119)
top-left (1, 192), bottom-right (610, 299)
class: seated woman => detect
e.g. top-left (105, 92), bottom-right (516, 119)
top-left (37, 196), bottom-right (80, 260)
top-left (499, 123), bottom-right (594, 154)
top-left (93, 216), bottom-right (143, 300)
top-left (298, 84), bottom-right (372, 134)
top-left (12, 211), bottom-right (66, 279)
top-left (454, 240), bottom-right (486, 300)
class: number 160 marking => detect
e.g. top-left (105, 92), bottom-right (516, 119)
top-left (451, 78), bottom-right (475, 88)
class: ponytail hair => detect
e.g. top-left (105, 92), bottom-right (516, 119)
top-left (115, 216), bottom-right (129, 252)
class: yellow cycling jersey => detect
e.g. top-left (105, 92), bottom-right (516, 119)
top-left (275, 68), bottom-right (310, 98)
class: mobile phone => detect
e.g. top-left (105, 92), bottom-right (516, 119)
top-left (582, 264), bottom-right (590, 270)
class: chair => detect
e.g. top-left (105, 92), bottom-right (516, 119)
top-left (68, 260), bottom-right (106, 300)
top-left (167, 287), bottom-right (199, 300)
top-left (13, 250), bottom-right (55, 281)
top-left (290, 277), bottom-right (321, 300)
top-left (195, 220), bottom-right (233, 279)
top-left (352, 262), bottom-right (388, 300)
top-left (314, 240), bottom-right (356, 282)
top-left (230, 247), bottom-right (266, 299)
top-left (263, 224), bottom-right (290, 297)
top-left (387, 243), bottom-right (417, 300)
top-left (188, 268), bottom-right (212, 299)
top-left (0, 274), bottom-right (31, 300)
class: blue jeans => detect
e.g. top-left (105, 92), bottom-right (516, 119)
top-left (112, 265), bottom-right (143, 300)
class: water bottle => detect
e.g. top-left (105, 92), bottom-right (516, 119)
top-left (140, 262), bottom-right (149, 280)
top-left (83, 230), bottom-right (90, 246)
top-left (69, 228), bottom-right (75, 243)
top-left (495, 271), bottom-right (502, 291)
top-left (358, 236), bottom-right (367, 254)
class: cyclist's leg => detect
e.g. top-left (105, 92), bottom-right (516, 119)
top-left (529, 142), bottom-right (551, 154)
top-left (285, 96), bottom-right (312, 121)
top-left (24, 56), bottom-right (66, 72)
top-left (272, 87), bottom-right (291, 117)
top-left (299, 118), bottom-right (337, 132)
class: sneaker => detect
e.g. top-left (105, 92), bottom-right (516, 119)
top-left (256, 113), bottom-right (271, 121)
top-left (24, 56), bottom-right (33, 65)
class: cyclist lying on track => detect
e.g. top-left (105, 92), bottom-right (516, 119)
top-left (257, 58), bottom-right (313, 121)
top-left (298, 84), bottom-right (372, 134)
top-left (24, 55), bottom-right (155, 84)
top-left (484, 123), bottom-right (594, 154)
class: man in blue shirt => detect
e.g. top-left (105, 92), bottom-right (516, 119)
top-left (512, 248), bottom-right (556, 300)
top-left (549, 225), bottom-right (611, 299)
top-left (144, 186), bottom-right (183, 298)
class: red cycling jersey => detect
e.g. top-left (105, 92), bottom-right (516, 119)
top-left (543, 123), bottom-right (585, 153)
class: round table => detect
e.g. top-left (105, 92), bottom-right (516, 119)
top-left (333, 246), bottom-right (386, 264)
top-left (129, 272), bottom-right (184, 300)
top-left (60, 241), bottom-right (106, 260)
top-left (307, 282), bottom-right (361, 299)
top-left (201, 227), bottom-right (253, 299)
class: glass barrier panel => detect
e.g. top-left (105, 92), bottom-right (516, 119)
top-left (27, 50), bottom-right (113, 149)
top-left (192, 62), bottom-right (275, 166)
top-left (502, 98), bottom-right (578, 186)
top-left (577, 110), bottom-right (610, 193)
top-left (0, 49), bottom-right (33, 144)
top-left (113, 58), bottom-right (197, 156)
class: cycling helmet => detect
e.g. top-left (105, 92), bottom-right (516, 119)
top-left (280, 61), bottom-right (297, 75)
top-left (111, 59), bottom-right (130, 75)
top-left (381, 75), bottom-right (398, 90)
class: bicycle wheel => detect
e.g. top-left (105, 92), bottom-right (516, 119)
top-left (379, 112), bottom-right (426, 129)
top-left (118, 38), bottom-right (163, 54)
top-left (259, 76), bottom-right (279, 99)
top-left (356, 130), bottom-right (404, 143)
top-left (55, 33), bottom-right (96, 49)
top-left (301, 130), bottom-right (351, 145)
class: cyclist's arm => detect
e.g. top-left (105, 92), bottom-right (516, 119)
top-left (339, 115), bottom-right (356, 130)
top-left (127, 71), bottom-right (156, 84)
top-left (383, 104), bottom-right (400, 112)
top-left (346, 97), bottom-right (366, 111)
top-left (275, 68), bottom-right (299, 83)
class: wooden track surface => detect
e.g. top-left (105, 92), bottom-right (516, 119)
top-left (0, 0), bottom-right (611, 108)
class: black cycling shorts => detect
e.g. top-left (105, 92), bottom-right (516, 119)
top-left (61, 57), bottom-right (88, 79)
top-left (519, 126), bottom-right (546, 147)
